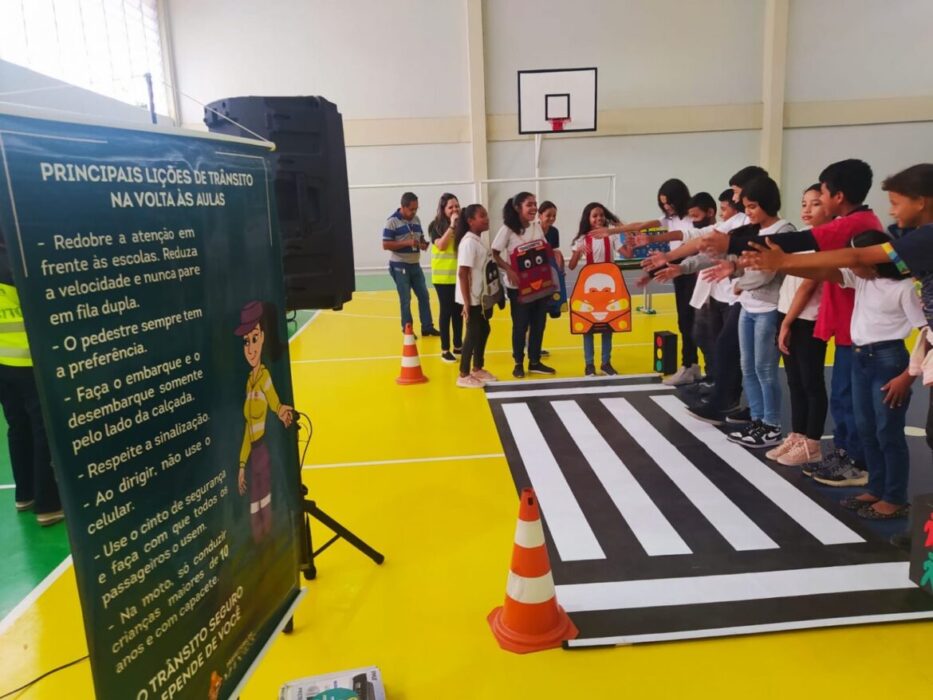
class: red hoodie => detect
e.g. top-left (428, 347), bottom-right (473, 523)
top-left (811, 207), bottom-right (882, 345)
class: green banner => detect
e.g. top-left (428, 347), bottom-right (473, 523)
top-left (0, 110), bottom-right (301, 700)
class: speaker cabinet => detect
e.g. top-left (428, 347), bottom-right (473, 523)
top-left (204, 96), bottom-right (354, 311)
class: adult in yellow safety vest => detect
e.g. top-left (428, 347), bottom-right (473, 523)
top-left (428, 193), bottom-right (463, 362)
top-left (0, 228), bottom-right (63, 525)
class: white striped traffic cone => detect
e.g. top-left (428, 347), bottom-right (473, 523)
top-left (488, 488), bottom-right (578, 653)
top-left (396, 323), bottom-right (428, 385)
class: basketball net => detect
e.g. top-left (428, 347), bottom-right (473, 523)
top-left (549, 117), bottom-right (569, 132)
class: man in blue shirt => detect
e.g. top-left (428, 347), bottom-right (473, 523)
top-left (383, 192), bottom-right (439, 336)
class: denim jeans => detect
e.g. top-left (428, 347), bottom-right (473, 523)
top-left (583, 330), bottom-right (613, 366)
top-left (830, 345), bottom-right (865, 463)
top-left (738, 308), bottom-right (781, 427)
top-left (852, 341), bottom-right (911, 504)
top-left (507, 288), bottom-right (547, 365)
top-left (389, 261), bottom-right (434, 333)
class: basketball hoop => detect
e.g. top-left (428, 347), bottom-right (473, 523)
top-left (549, 117), bottom-right (569, 132)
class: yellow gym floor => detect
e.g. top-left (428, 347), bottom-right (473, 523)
top-left (2, 289), bottom-right (932, 698)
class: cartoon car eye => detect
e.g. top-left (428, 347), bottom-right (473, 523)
top-left (534, 254), bottom-right (544, 265)
top-left (522, 258), bottom-right (532, 269)
top-left (572, 300), bottom-right (594, 313)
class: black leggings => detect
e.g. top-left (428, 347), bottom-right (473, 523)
top-left (781, 317), bottom-right (828, 440)
top-left (708, 302), bottom-right (743, 411)
top-left (673, 273), bottom-right (698, 367)
top-left (694, 297), bottom-right (731, 381)
top-left (434, 283), bottom-right (463, 351)
top-left (460, 306), bottom-right (491, 375)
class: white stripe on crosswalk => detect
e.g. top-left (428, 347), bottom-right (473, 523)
top-left (556, 561), bottom-right (912, 612)
top-left (652, 395), bottom-right (864, 546)
top-left (602, 398), bottom-right (778, 551)
top-left (487, 383), bottom-right (675, 401)
top-left (501, 403), bottom-right (606, 561)
top-left (551, 401), bottom-right (692, 557)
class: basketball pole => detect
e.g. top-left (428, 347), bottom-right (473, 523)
top-left (534, 132), bottom-right (543, 202)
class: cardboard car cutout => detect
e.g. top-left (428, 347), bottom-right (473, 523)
top-left (510, 239), bottom-right (558, 303)
top-left (569, 262), bottom-right (631, 334)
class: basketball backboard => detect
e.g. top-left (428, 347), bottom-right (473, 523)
top-left (517, 67), bottom-right (597, 134)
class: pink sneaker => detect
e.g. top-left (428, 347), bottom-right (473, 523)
top-left (471, 368), bottom-right (498, 382)
top-left (456, 374), bottom-right (485, 389)
top-left (777, 438), bottom-right (822, 466)
top-left (765, 433), bottom-right (801, 461)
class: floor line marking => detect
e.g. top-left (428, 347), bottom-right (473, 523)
top-left (490, 371), bottom-right (659, 388)
top-left (0, 555), bottom-right (73, 636)
top-left (602, 398), bottom-right (778, 551)
top-left (0, 484), bottom-right (13, 490)
top-left (652, 395), bottom-right (864, 546)
top-left (289, 310), bottom-right (320, 344)
top-left (487, 383), bottom-right (674, 400)
top-left (556, 561), bottom-right (913, 612)
top-left (501, 402), bottom-right (605, 561)
top-left (302, 453), bottom-right (504, 469)
top-left (292, 344), bottom-right (654, 365)
top-left (552, 400), bottom-right (691, 556)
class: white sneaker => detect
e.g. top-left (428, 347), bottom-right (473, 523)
top-left (662, 363), bottom-right (701, 386)
top-left (471, 368), bottom-right (498, 382)
top-left (456, 374), bottom-right (485, 389)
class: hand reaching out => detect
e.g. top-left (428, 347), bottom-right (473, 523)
top-left (701, 259), bottom-right (735, 283)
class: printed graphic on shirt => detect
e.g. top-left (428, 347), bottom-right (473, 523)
top-left (569, 262), bottom-right (631, 335)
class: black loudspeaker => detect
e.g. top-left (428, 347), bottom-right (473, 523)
top-left (204, 96), bottom-right (354, 311)
top-left (653, 331), bottom-right (678, 375)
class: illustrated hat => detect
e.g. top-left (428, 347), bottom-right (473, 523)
top-left (234, 300), bottom-right (264, 336)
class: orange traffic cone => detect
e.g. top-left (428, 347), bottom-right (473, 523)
top-left (488, 488), bottom-right (578, 653)
top-left (396, 323), bottom-right (429, 385)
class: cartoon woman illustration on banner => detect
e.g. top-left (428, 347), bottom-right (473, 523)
top-left (234, 300), bottom-right (293, 543)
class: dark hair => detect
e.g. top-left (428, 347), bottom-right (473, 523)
top-left (428, 192), bottom-right (459, 240)
top-left (729, 166), bottom-right (768, 188)
top-left (851, 229), bottom-right (903, 279)
top-left (574, 202), bottom-right (620, 242)
top-left (454, 204), bottom-right (486, 248)
top-left (657, 178), bottom-right (690, 218)
top-left (502, 191), bottom-right (535, 234)
top-left (881, 163), bottom-right (933, 199)
top-left (740, 176), bottom-right (782, 217)
top-left (688, 192), bottom-right (716, 213)
top-left (718, 189), bottom-right (734, 203)
top-left (818, 159), bottom-right (872, 205)
top-left (538, 200), bottom-right (557, 215)
top-left (804, 183), bottom-right (821, 195)
top-left (400, 191), bottom-right (418, 207)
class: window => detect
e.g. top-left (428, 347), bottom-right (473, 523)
top-left (0, 0), bottom-right (169, 117)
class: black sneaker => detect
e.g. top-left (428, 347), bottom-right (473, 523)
top-left (421, 328), bottom-right (441, 337)
top-left (440, 351), bottom-right (456, 363)
top-left (600, 363), bottom-right (618, 376)
top-left (584, 364), bottom-right (596, 376)
top-left (540, 349), bottom-right (550, 357)
top-left (812, 457), bottom-right (868, 487)
top-left (512, 364), bottom-right (525, 378)
top-left (804, 448), bottom-right (844, 478)
top-left (686, 403), bottom-right (727, 425)
top-left (528, 362), bottom-right (556, 375)
top-left (739, 422), bottom-right (782, 449)
top-left (452, 347), bottom-right (462, 355)
top-left (725, 406), bottom-right (752, 424)
top-left (727, 420), bottom-right (761, 443)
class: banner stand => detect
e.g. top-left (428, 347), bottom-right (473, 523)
top-left (225, 588), bottom-right (307, 700)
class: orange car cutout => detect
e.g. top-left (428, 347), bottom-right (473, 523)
top-left (569, 262), bottom-right (631, 334)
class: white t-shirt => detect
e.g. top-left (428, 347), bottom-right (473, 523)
top-left (840, 269), bottom-right (926, 346)
top-left (738, 219), bottom-right (793, 314)
top-left (456, 232), bottom-right (490, 306)
top-left (492, 221), bottom-right (545, 289)
top-left (659, 214), bottom-right (692, 252)
top-left (777, 252), bottom-right (823, 321)
top-left (572, 233), bottom-right (619, 264)
top-left (689, 212), bottom-right (749, 308)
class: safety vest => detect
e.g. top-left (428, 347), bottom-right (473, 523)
top-left (430, 240), bottom-right (458, 285)
top-left (0, 283), bottom-right (31, 367)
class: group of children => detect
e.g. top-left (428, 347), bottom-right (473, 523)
top-left (596, 160), bottom-right (932, 524)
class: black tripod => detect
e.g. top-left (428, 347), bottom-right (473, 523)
top-left (294, 411), bottom-right (384, 581)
